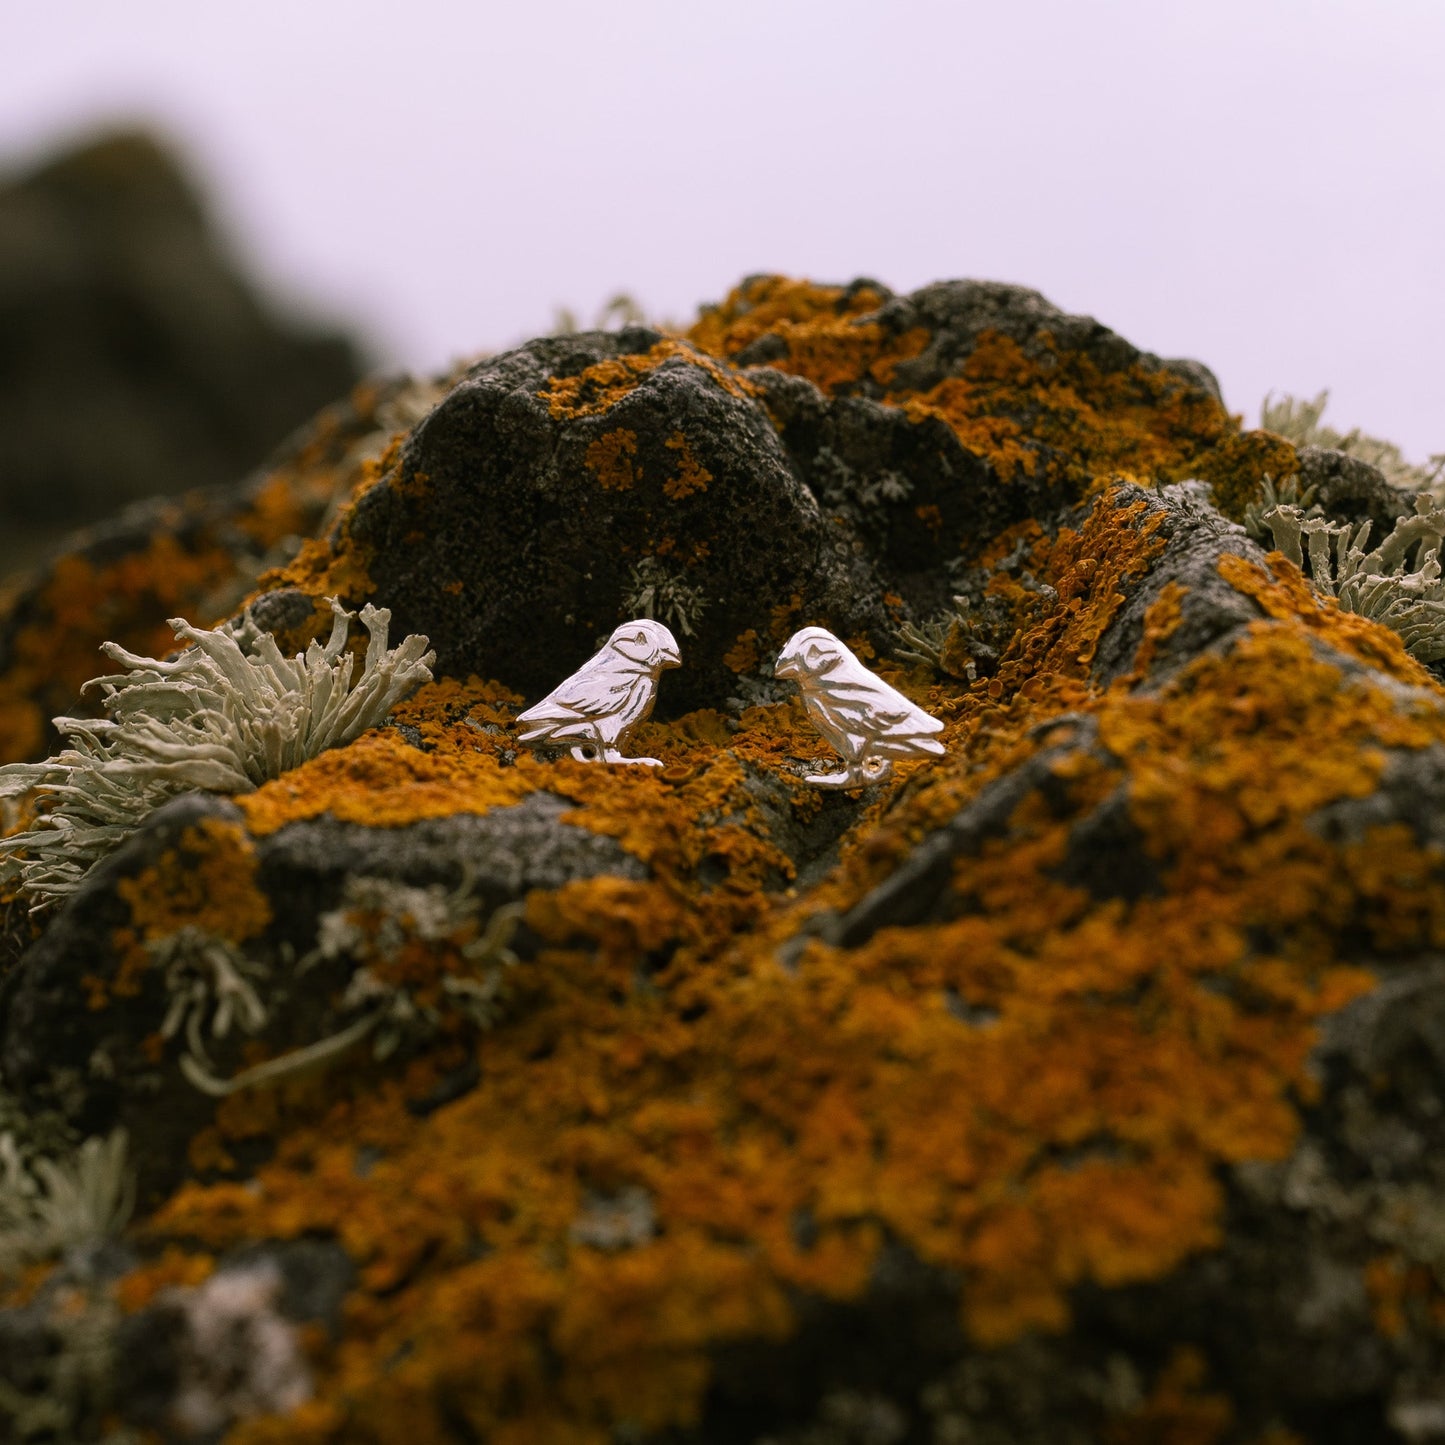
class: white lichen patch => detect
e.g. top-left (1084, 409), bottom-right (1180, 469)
top-left (0, 601), bottom-right (433, 907)
top-left (1264, 496), bottom-right (1445, 663)
top-left (568, 1185), bottom-right (658, 1252)
top-left (308, 874), bottom-right (523, 1064)
top-left (154, 928), bottom-right (272, 1078)
top-left (894, 595), bottom-right (976, 677)
top-left (169, 1261), bottom-right (311, 1436)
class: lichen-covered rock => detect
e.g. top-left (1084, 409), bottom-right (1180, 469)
top-left (2, 275), bottom-right (1444, 1443)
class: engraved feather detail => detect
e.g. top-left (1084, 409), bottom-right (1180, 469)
top-left (775, 626), bottom-right (945, 788)
top-left (515, 619), bottom-right (681, 766)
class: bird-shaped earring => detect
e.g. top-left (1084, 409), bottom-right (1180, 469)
top-left (515, 619), bottom-right (682, 766)
top-left (775, 626), bottom-right (945, 788)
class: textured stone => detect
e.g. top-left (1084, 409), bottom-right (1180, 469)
top-left (1296, 443), bottom-right (1416, 542)
top-left (2, 275), bottom-right (1443, 1443)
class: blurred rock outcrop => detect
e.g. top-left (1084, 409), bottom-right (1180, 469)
top-left (0, 129), bottom-right (362, 571)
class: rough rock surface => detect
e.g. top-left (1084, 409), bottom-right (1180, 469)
top-left (0, 129), bottom-right (361, 567)
top-left (1, 274), bottom-right (1443, 1443)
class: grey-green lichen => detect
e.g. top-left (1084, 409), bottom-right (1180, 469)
top-left (0, 1129), bottom-right (133, 1272)
top-left (0, 601), bottom-right (434, 907)
top-left (552, 292), bottom-right (653, 336)
top-left (621, 556), bottom-right (707, 638)
top-left (153, 928), bottom-right (273, 1094)
top-left (1263, 495), bottom-right (1445, 662)
top-left (1242, 472), bottom-right (1321, 544)
top-left (1261, 390), bottom-right (1445, 495)
top-left (0, 1281), bottom-right (127, 1444)
top-left (895, 600), bottom-right (971, 676)
top-left (893, 588), bottom-right (1015, 683)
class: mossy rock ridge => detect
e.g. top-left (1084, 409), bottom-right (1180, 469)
top-left (0, 791), bottom-right (648, 1203)
top-left (4, 278), bottom-right (1445, 1441)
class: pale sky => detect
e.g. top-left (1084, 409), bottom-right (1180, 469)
top-left (5, 0), bottom-right (1442, 459)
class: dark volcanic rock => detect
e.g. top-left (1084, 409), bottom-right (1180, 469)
top-left (336, 330), bottom-right (892, 713)
top-left (870, 277), bottom-right (1224, 403)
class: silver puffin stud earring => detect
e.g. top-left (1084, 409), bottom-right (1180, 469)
top-left (515, 619), bottom-right (681, 766)
top-left (775, 626), bottom-right (945, 788)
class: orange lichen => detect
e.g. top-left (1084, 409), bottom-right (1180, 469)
top-left (661, 432), bottom-right (711, 500)
top-left (0, 1260), bottom-right (58, 1311)
top-left (114, 1246), bottom-right (215, 1313)
top-left (584, 428), bottom-right (639, 491)
top-left (117, 818), bottom-right (271, 944)
top-left (235, 725), bottom-right (533, 835)
top-left (898, 332), bottom-right (1232, 497)
top-left (1182, 429), bottom-right (1301, 521)
top-left (0, 381), bottom-right (393, 764)
top-left (1128, 579), bottom-right (1188, 678)
top-left (541, 340), bottom-right (755, 421)
top-left (980, 487), bottom-right (1170, 702)
top-left (902, 379), bottom-right (1038, 482)
top-left (107, 819), bottom-right (272, 1000)
top-left (692, 279), bottom-right (1237, 505)
top-left (259, 461), bottom-right (381, 625)
top-left (767, 593), bottom-right (805, 644)
top-left (0, 535), bottom-right (250, 767)
top-left (237, 470), bottom-right (324, 548)
top-left (0, 698), bottom-right (44, 768)
top-left (915, 502), bottom-right (944, 534)
top-left (1365, 1252), bottom-right (1445, 1342)
top-left (723, 628), bottom-right (760, 673)
top-left (688, 275), bottom-right (889, 358)
top-left (688, 276), bottom-right (931, 394)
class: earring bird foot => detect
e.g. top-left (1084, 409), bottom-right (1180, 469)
top-left (800, 758), bottom-right (892, 789)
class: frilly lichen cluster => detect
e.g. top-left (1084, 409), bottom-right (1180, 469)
top-left (621, 556), bottom-right (707, 638)
top-left (0, 1129), bottom-right (133, 1272)
top-left (1261, 390), bottom-right (1445, 496)
top-left (1263, 494), bottom-right (1445, 662)
top-left (1241, 472), bottom-right (1320, 544)
top-left (0, 601), bottom-right (433, 906)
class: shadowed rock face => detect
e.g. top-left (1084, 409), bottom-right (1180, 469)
top-left (350, 331), bottom-right (894, 712)
top-left (0, 130), bottom-right (361, 565)
top-left (0, 275), bottom-right (1443, 1444)
top-left (253, 279), bottom-right (1241, 713)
